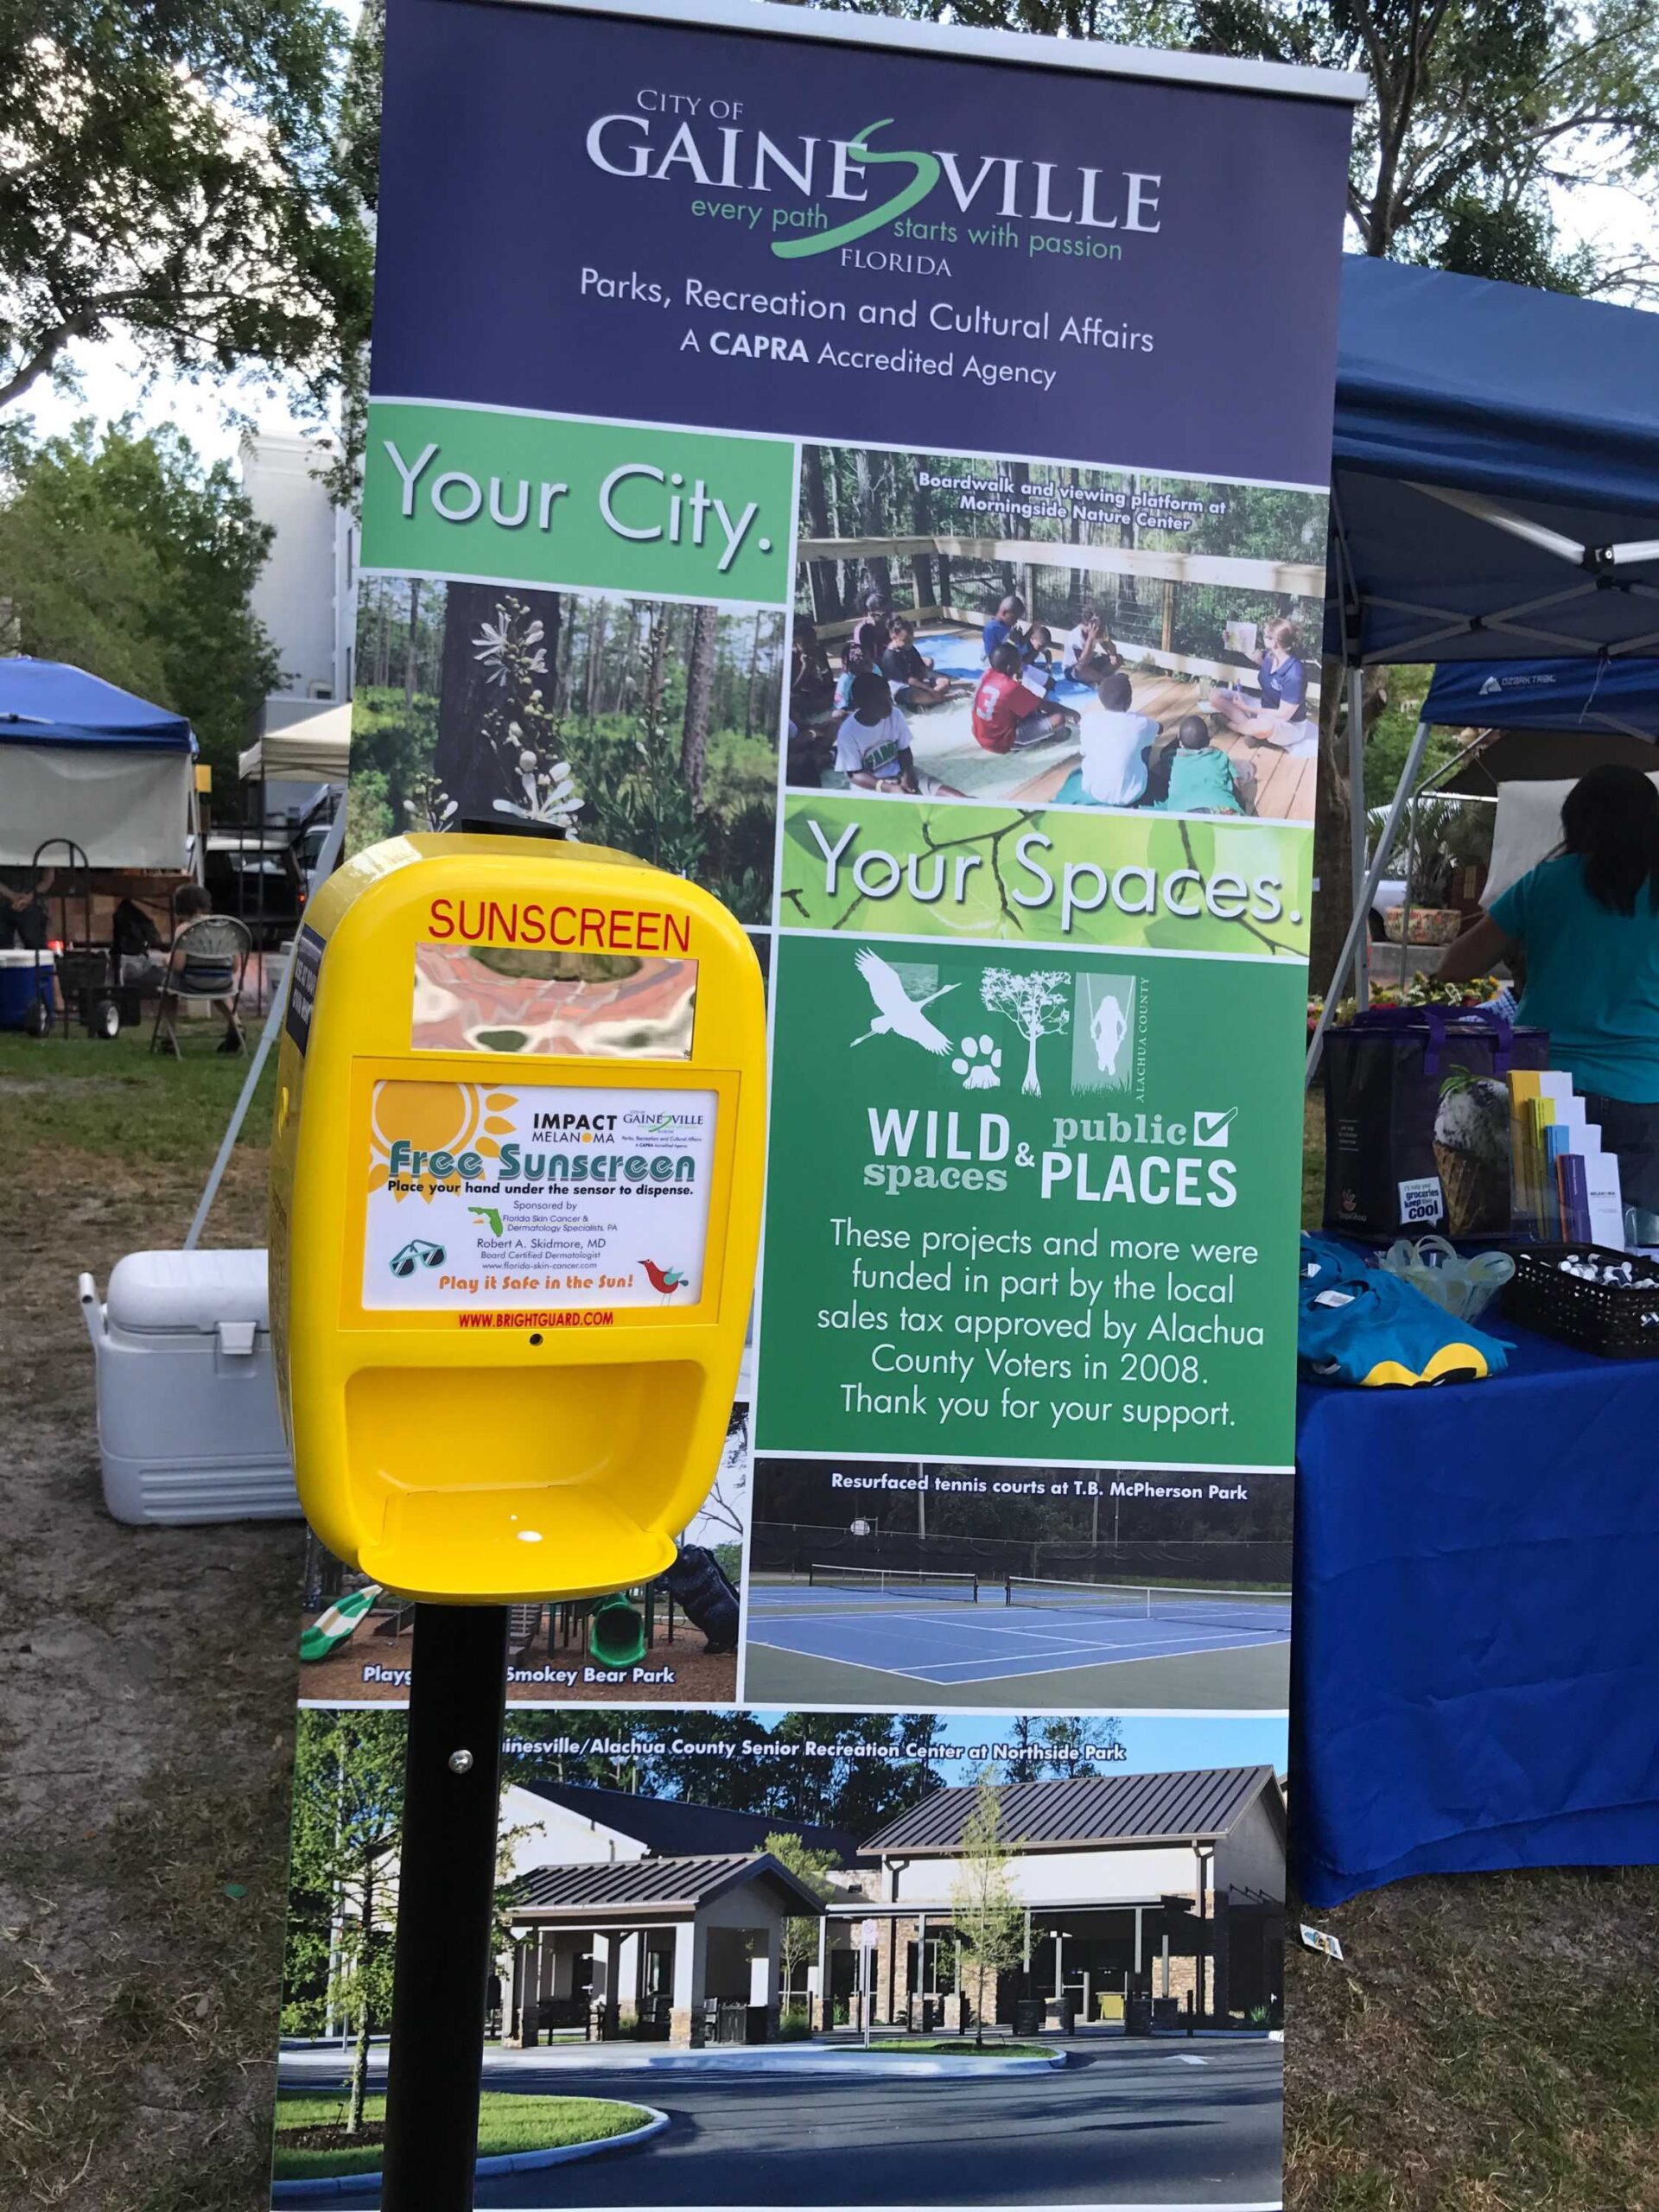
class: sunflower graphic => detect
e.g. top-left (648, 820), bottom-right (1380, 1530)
top-left (368, 1082), bottom-right (517, 1204)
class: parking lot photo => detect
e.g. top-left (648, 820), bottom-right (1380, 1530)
top-left (273, 1706), bottom-right (1289, 2208)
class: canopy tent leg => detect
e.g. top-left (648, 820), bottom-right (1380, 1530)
top-left (1400, 789), bottom-right (1420, 980)
top-left (1306, 717), bottom-right (1433, 1086)
top-left (183, 805), bottom-right (346, 1251)
top-left (1345, 664), bottom-right (1368, 1011)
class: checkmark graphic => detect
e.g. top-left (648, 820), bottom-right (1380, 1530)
top-left (1193, 1108), bottom-right (1237, 1147)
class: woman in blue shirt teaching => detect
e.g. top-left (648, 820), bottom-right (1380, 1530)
top-left (1211, 619), bottom-right (1316, 755)
top-left (1439, 764), bottom-right (1659, 1210)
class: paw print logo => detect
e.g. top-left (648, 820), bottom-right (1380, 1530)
top-left (952, 1035), bottom-right (1002, 1090)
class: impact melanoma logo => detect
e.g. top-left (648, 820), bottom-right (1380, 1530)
top-left (1070, 972), bottom-right (1142, 1096)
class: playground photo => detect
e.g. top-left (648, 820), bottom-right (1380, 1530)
top-left (297, 1523), bottom-right (744, 1706)
top-left (274, 1706), bottom-right (1288, 2207)
top-left (742, 1459), bottom-right (1293, 1709)
top-left (785, 442), bottom-right (1326, 823)
top-left (348, 576), bottom-right (783, 924)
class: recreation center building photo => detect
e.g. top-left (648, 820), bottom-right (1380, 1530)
top-left (494, 1769), bottom-right (1287, 2047)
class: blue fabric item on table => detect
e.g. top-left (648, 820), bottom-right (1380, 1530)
top-left (1294, 1306), bottom-right (1659, 1905)
top-left (1297, 1235), bottom-right (1510, 1384)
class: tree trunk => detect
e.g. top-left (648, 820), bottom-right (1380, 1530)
top-left (911, 479), bottom-right (936, 613)
top-left (583, 601), bottom-right (609, 722)
top-left (854, 448), bottom-right (890, 599)
top-left (1309, 662), bottom-right (1389, 997)
top-left (1002, 461), bottom-right (1029, 602)
top-left (404, 579), bottom-right (421, 708)
top-left (1069, 467), bottom-right (1084, 620)
top-left (681, 604), bottom-right (716, 807)
top-left (617, 605), bottom-right (641, 716)
top-left (347, 1860), bottom-right (374, 2135)
top-left (744, 610), bottom-right (763, 739)
top-left (1022, 1026), bottom-right (1040, 1096)
top-left (645, 605), bottom-right (668, 733)
top-left (551, 597), bottom-right (572, 715)
top-left (801, 447), bottom-right (839, 622)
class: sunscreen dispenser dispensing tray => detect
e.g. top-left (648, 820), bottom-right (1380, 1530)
top-left (268, 833), bottom-right (766, 1603)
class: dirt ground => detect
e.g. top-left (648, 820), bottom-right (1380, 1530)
top-left (0, 1038), bottom-right (301, 2211)
top-left (3, 1033), bottom-right (1659, 2210)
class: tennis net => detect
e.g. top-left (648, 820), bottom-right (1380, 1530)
top-left (808, 1563), bottom-right (980, 1603)
top-left (1004, 1576), bottom-right (1289, 1633)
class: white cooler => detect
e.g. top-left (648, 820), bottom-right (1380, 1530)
top-left (79, 1249), bottom-right (300, 1523)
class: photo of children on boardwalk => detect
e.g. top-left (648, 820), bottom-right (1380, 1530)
top-left (785, 444), bottom-right (1327, 823)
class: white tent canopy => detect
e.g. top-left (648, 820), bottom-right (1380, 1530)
top-left (238, 702), bottom-right (353, 785)
top-left (1, 744), bottom-right (194, 870)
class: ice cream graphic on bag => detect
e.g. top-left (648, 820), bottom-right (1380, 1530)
top-left (1433, 1064), bottom-right (1510, 1234)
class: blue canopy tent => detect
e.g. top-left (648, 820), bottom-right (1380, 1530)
top-left (1422, 655), bottom-right (1659, 744)
top-left (0, 658), bottom-right (198, 871)
top-left (1310, 260), bottom-right (1659, 1071)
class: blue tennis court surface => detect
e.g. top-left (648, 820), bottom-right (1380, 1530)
top-left (745, 1575), bottom-right (1290, 1689)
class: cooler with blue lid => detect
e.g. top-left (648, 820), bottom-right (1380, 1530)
top-left (0, 947), bottom-right (54, 1030)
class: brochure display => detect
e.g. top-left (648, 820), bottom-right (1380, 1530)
top-left (267, 4), bottom-right (1358, 2206)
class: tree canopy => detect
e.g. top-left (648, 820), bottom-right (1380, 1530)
top-left (0, 0), bottom-right (372, 413)
top-left (0, 415), bottom-right (279, 779)
top-left (889, 0), bottom-right (1659, 297)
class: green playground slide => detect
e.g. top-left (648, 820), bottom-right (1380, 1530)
top-left (300, 1584), bottom-right (384, 1662)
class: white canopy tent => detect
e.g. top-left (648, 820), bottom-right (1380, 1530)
top-left (238, 702), bottom-right (353, 786)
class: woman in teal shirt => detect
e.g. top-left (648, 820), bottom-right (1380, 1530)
top-left (1440, 763), bottom-right (1659, 1209)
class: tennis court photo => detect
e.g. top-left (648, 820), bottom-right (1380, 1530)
top-left (742, 1459), bottom-right (1292, 1709)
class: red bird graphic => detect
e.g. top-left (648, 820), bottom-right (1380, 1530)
top-left (639, 1258), bottom-right (688, 1300)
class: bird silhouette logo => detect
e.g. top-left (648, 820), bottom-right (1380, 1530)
top-left (639, 1258), bottom-right (689, 1300)
top-left (850, 948), bottom-right (957, 1056)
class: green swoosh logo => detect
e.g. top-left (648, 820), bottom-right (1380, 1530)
top-left (772, 120), bottom-right (940, 260)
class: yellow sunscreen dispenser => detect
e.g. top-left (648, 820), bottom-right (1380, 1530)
top-left (269, 831), bottom-right (766, 1604)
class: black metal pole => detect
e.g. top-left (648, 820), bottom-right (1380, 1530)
top-left (381, 1602), bottom-right (510, 2212)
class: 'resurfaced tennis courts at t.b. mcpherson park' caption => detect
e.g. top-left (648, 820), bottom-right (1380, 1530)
top-left (742, 1564), bottom-right (1291, 1709)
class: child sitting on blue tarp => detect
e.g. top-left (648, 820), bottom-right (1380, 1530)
top-left (1156, 715), bottom-right (1255, 815)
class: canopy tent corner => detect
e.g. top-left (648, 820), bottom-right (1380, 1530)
top-left (1311, 259), bottom-right (1659, 1075)
top-left (0, 656), bottom-right (199, 873)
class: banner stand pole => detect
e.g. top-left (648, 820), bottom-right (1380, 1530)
top-left (380, 1603), bottom-right (511, 2212)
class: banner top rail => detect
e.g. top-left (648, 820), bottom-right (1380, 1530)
top-left (488, 0), bottom-right (1370, 106)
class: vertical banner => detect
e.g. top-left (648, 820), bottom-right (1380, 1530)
top-left (273, 3), bottom-right (1357, 2205)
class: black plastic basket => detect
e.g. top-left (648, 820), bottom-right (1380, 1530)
top-left (1503, 1243), bottom-right (1659, 1358)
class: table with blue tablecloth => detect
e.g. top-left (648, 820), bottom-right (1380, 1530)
top-left (1293, 1314), bottom-right (1659, 1906)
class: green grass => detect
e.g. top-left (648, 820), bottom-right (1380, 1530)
top-left (866, 2039), bottom-right (1052, 2056)
top-left (0, 1023), bottom-right (276, 1165)
top-left (270, 2091), bottom-right (651, 2180)
top-left (1286, 1866), bottom-right (1659, 2211)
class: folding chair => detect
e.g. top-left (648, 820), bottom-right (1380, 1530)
top-left (150, 914), bottom-right (252, 1056)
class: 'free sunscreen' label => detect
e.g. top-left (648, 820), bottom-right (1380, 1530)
top-left (362, 1078), bottom-right (717, 1313)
